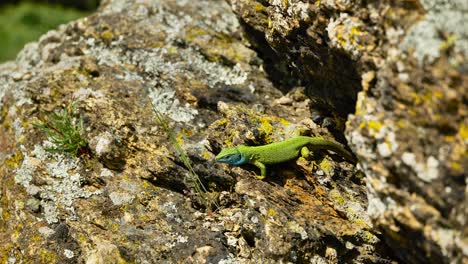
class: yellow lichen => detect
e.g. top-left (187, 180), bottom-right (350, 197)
top-left (77, 233), bottom-right (89, 243)
top-left (151, 41), bottom-right (166, 48)
top-left (176, 132), bottom-right (185, 146)
top-left (440, 34), bottom-right (458, 50)
top-left (201, 151), bottom-right (212, 160)
top-left (31, 234), bottom-right (43, 244)
top-left (17, 135), bottom-right (26, 144)
top-left (216, 118), bottom-right (228, 127)
top-left (258, 118), bottom-right (274, 137)
top-left (268, 208), bottom-right (276, 216)
top-left (268, 18), bottom-right (273, 29)
top-left (101, 30), bottom-right (114, 41)
top-left (4, 150), bottom-right (23, 169)
top-left (450, 162), bottom-right (462, 172)
top-left (459, 123), bottom-right (468, 139)
top-left (278, 118), bottom-right (290, 126)
top-left (396, 120), bottom-right (406, 128)
top-left (318, 158), bottom-right (333, 174)
top-left (0, 244), bottom-right (13, 264)
top-left (444, 135), bottom-right (455, 142)
top-left (353, 218), bottom-right (367, 227)
top-left (330, 190), bottom-right (345, 205)
top-left (361, 230), bottom-right (376, 242)
top-left (3, 119), bottom-right (11, 129)
top-left (39, 248), bottom-right (57, 263)
top-left (367, 120), bottom-right (383, 133)
top-left (254, 2), bottom-right (267, 13)
top-left (410, 92), bottom-right (422, 105)
top-left (181, 128), bottom-right (193, 137)
top-left (337, 31), bottom-right (347, 47)
top-left (223, 129), bottom-right (238, 148)
top-left (185, 27), bottom-right (207, 42)
top-left (422, 91), bottom-right (434, 102)
top-left (349, 26), bottom-right (361, 44)
top-left (1, 195), bottom-right (11, 225)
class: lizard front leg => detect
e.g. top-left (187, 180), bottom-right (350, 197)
top-left (300, 146), bottom-right (310, 158)
top-left (253, 160), bottom-right (267, 180)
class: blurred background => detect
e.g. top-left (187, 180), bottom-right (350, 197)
top-left (0, 0), bottom-right (100, 62)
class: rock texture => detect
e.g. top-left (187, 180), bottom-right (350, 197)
top-left (228, 0), bottom-right (467, 263)
top-left (0, 0), bottom-right (466, 263)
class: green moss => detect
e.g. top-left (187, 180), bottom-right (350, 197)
top-left (0, 2), bottom-right (89, 62)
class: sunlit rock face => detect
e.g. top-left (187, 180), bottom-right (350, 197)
top-left (0, 0), bottom-right (466, 263)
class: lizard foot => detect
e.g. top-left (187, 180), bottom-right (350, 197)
top-left (255, 173), bottom-right (266, 180)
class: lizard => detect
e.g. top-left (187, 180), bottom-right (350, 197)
top-left (215, 136), bottom-right (357, 179)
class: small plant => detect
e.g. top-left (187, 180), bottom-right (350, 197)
top-left (35, 103), bottom-right (89, 157)
top-left (152, 106), bottom-right (219, 211)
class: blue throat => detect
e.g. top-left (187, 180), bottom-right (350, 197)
top-left (230, 154), bottom-right (247, 165)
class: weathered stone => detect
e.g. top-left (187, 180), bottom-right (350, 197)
top-left (1, 0), bottom-right (465, 263)
top-left (227, 0), bottom-right (467, 263)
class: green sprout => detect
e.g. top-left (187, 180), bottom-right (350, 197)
top-left (35, 103), bottom-right (89, 157)
top-left (152, 106), bottom-right (219, 211)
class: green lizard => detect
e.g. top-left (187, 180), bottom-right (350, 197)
top-left (215, 136), bottom-right (356, 179)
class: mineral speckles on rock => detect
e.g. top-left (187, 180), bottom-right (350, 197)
top-left (15, 145), bottom-right (101, 224)
top-left (109, 192), bottom-right (134, 206)
top-left (327, 13), bottom-right (375, 59)
top-left (400, 0), bottom-right (468, 65)
top-left (149, 86), bottom-right (199, 122)
top-left (92, 131), bottom-right (113, 157)
top-left (401, 152), bottom-right (440, 183)
top-left (2, 0), bottom-right (466, 263)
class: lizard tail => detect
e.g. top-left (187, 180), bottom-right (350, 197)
top-left (308, 137), bottom-right (358, 164)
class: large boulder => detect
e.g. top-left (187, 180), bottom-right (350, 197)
top-left (0, 0), bottom-right (465, 263)
top-left (228, 0), bottom-right (467, 263)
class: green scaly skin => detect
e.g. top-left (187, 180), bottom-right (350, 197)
top-left (215, 136), bottom-right (357, 179)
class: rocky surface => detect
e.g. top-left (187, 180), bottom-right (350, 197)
top-left (0, 0), bottom-right (466, 263)
top-left (228, 0), bottom-right (467, 263)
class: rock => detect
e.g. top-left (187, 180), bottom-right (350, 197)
top-left (227, 0), bottom-right (467, 263)
top-left (0, 0), bottom-right (465, 263)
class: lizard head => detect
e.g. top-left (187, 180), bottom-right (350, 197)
top-left (215, 146), bottom-right (247, 165)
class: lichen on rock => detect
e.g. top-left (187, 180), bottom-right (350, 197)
top-left (0, 0), bottom-right (466, 263)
